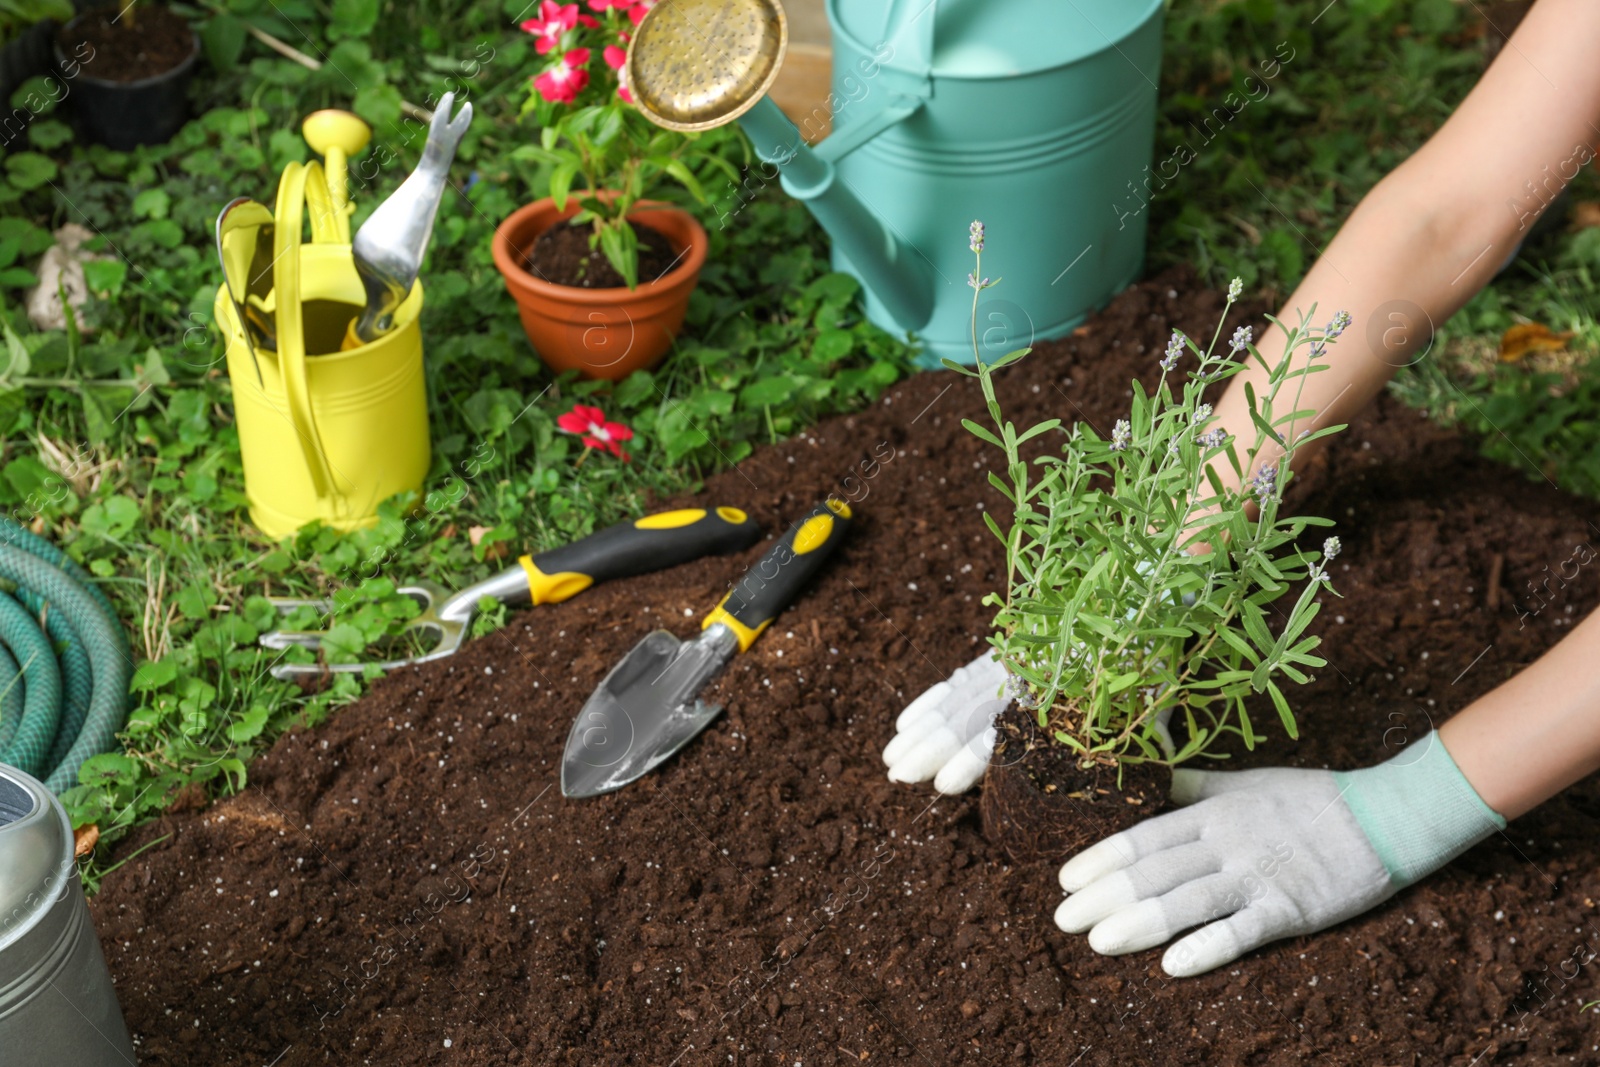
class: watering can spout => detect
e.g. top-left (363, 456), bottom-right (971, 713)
top-left (739, 98), bottom-right (935, 332)
top-left (624, 0), bottom-right (937, 335)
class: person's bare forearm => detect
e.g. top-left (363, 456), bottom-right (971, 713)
top-left (1209, 0), bottom-right (1600, 497)
top-left (1209, 170), bottom-right (1497, 490)
top-left (1439, 609), bottom-right (1600, 819)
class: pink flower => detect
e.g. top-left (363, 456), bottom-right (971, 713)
top-left (603, 44), bottom-right (627, 70)
top-left (627, 0), bottom-right (657, 25)
top-left (520, 1), bottom-right (581, 55)
top-left (587, 0), bottom-right (630, 9)
top-left (534, 48), bottom-right (592, 104)
top-left (557, 404), bottom-right (633, 460)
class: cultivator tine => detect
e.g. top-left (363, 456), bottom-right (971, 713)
top-left (258, 629), bottom-right (331, 652)
top-left (258, 596), bottom-right (337, 656)
top-left (269, 658), bottom-right (392, 680)
top-left (258, 580), bottom-right (458, 679)
top-left (268, 596), bottom-right (335, 614)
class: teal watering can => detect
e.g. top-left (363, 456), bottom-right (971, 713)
top-left (626, 0), bottom-right (1165, 366)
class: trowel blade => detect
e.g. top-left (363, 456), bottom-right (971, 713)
top-left (561, 627), bottom-right (735, 798)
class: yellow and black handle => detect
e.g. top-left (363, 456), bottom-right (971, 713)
top-left (519, 507), bottom-right (761, 605)
top-left (701, 499), bottom-right (853, 652)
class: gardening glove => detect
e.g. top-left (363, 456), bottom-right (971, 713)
top-left (1053, 731), bottom-right (1506, 977)
top-left (883, 652), bottom-right (1009, 794)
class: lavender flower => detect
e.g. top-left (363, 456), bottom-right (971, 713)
top-left (1192, 403), bottom-right (1213, 424)
top-left (1250, 463), bottom-right (1278, 502)
top-left (1227, 277), bottom-right (1243, 302)
top-left (1229, 326), bottom-right (1252, 354)
top-left (969, 220), bottom-right (985, 254)
top-left (1004, 672), bottom-right (1036, 709)
top-left (1197, 428), bottom-right (1227, 449)
top-left (967, 272), bottom-right (992, 291)
top-left (1307, 536), bottom-right (1342, 583)
top-left (1325, 310), bottom-right (1352, 340)
top-left (1161, 330), bottom-right (1185, 371)
top-left (1309, 340), bottom-right (1328, 360)
top-left (1110, 418), bottom-right (1131, 452)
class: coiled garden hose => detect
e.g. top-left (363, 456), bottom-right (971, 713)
top-left (0, 518), bottom-right (131, 793)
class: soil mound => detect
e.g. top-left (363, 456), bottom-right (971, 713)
top-left (94, 271), bottom-right (1600, 1065)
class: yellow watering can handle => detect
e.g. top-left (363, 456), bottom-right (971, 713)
top-left (273, 161), bottom-right (339, 503)
top-left (302, 109), bottom-right (371, 245)
top-left (303, 164), bottom-right (342, 246)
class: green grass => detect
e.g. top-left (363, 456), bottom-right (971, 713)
top-left (0, 0), bottom-right (1593, 883)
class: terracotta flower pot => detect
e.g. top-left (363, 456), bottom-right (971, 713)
top-left (491, 196), bottom-right (707, 382)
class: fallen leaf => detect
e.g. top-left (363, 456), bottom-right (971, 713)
top-left (73, 823), bottom-right (100, 858)
top-left (1499, 322), bottom-right (1574, 363)
top-left (1573, 202), bottom-right (1600, 231)
top-left (167, 781), bottom-right (208, 813)
top-left (468, 525), bottom-right (509, 561)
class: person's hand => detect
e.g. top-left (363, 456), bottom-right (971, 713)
top-left (1054, 733), bottom-right (1507, 976)
top-left (882, 652), bottom-right (1008, 794)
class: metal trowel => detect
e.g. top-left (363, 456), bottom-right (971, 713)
top-left (561, 499), bottom-right (854, 798)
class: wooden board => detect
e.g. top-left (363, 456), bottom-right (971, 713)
top-left (769, 43), bottom-right (834, 142)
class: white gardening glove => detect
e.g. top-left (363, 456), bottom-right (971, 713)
top-left (885, 568), bottom-right (1192, 794)
top-left (882, 652), bottom-right (1009, 794)
top-left (1054, 731), bottom-right (1506, 977)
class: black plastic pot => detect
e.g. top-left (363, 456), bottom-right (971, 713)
top-left (0, 20), bottom-right (57, 148)
top-left (54, 8), bottom-right (198, 151)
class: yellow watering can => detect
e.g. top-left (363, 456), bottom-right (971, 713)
top-left (215, 115), bottom-right (429, 541)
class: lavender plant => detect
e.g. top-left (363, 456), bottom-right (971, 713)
top-left (954, 222), bottom-right (1348, 769)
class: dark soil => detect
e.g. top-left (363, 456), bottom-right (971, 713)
top-left (525, 219), bottom-right (680, 289)
top-left (93, 269), bottom-right (1600, 1066)
top-left (982, 705), bottom-right (1174, 865)
top-left (60, 5), bottom-right (195, 84)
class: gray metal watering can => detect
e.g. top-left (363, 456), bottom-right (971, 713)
top-left (0, 764), bottom-right (138, 1066)
top-left (626, 0), bottom-right (1165, 366)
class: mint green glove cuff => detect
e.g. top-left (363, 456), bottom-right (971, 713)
top-left (1334, 733), bottom-right (1507, 888)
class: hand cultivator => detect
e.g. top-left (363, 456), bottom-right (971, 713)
top-left (260, 507), bottom-right (760, 678)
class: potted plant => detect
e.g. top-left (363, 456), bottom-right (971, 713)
top-left (54, 1), bottom-right (200, 150)
top-left (955, 223), bottom-right (1351, 863)
top-left (491, 0), bottom-right (740, 382)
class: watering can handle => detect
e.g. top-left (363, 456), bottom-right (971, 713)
top-left (304, 169), bottom-right (343, 246)
top-left (272, 162), bottom-right (339, 504)
top-left (875, 0), bottom-right (936, 76)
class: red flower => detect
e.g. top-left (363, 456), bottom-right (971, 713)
top-left (520, 0), bottom-right (582, 55)
top-left (627, 0), bottom-right (657, 25)
top-left (557, 404), bottom-right (634, 460)
top-left (603, 44), bottom-right (628, 70)
top-left (534, 48), bottom-right (592, 104)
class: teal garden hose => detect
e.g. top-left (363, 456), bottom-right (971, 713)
top-left (0, 519), bottom-right (130, 794)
